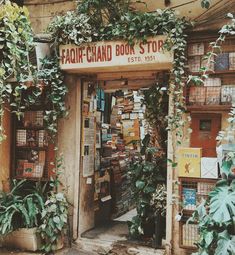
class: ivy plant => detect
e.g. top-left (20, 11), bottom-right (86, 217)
top-left (0, 1), bottom-right (34, 141)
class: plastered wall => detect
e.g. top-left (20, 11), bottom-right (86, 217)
top-left (57, 75), bottom-right (81, 239)
top-left (24, 0), bottom-right (77, 34)
top-left (0, 108), bottom-right (11, 191)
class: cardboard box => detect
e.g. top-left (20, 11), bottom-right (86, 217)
top-left (201, 157), bottom-right (218, 179)
top-left (178, 148), bottom-right (202, 177)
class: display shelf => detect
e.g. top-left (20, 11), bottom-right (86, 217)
top-left (13, 176), bottom-right (49, 182)
top-left (16, 146), bottom-right (48, 150)
top-left (186, 104), bottom-right (231, 112)
top-left (12, 107), bottom-right (53, 181)
top-left (189, 70), bottom-right (235, 75)
top-left (178, 177), bottom-right (218, 249)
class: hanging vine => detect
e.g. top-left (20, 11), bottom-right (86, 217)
top-left (0, 1), bottom-right (68, 142)
top-left (48, 2), bottom-right (191, 149)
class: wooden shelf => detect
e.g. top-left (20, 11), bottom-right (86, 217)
top-left (17, 126), bottom-right (44, 130)
top-left (13, 176), bottom-right (49, 182)
top-left (16, 146), bottom-right (48, 150)
top-left (189, 70), bottom-right (235, 75)
top-left (186, 104), bottom-right (231, 112)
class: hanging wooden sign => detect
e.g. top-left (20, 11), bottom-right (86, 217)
top-left (59, 36), bottom-right (173, 72)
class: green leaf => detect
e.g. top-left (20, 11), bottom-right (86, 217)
top-left (135, 180), bottom-right (145, 190)
top-left (209, 182), bottom-right (235, 223)
top-left (215, 231), bottom-right (235, 255)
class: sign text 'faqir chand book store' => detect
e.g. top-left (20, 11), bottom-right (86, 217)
top-left (59, 36), bottom-right (173, 72)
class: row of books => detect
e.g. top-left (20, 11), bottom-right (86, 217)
top-left (18, 111), bottom-right (44, 128)
top-left (16, 129), bottom-right (48, 147)
top-left (188, 52), bottom-right (235, 72)
top-left (188, 85), bottom-right (235, 105)
top-left (182, 181), bottom-right (215, 210)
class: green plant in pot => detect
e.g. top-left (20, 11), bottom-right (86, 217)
top-left (128, 135), bottom-right (166, 240)
top-left (0, 175), bottom-right (68, 253)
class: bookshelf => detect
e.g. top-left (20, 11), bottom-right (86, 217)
top-left (178, 177), bottom-right (218, 249)
top-left (12, 109), bottom-right (54, 181)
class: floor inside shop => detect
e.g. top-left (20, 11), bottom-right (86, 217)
top-left (82, 209), bottom-right (137, 242)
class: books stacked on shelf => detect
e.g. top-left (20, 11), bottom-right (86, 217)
top-left (24, 111), bottom-right (44, 127)
top-left (16, 150), bottom-right (45, 178)
top-left (16, 129), bottom-right (48, 147)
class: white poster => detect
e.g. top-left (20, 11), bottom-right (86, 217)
top-left (83, 116), bottom-right (95, 177)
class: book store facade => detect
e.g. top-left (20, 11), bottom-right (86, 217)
top-left (1, 31), bottom-right (235, 255)
top-left (58, 32), bottom-right (235, 255)
top-left (58, 35), bottom-right (177, 251)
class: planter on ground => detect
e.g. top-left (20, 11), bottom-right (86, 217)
top-left (3, 228), bottom-right (41, 251)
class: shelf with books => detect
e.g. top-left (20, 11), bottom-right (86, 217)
top-left (13, 109), bottom-right (54, 181)
top-left (178, 177), bottom-right (218, 249)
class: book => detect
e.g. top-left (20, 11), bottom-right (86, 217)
top-left (188, 43), bottom-right (204, 56)
top-left (188, 87), bottom-right (206, 105)
top-left (221, 85), bottom-right (235, 104)
top-left (178, 148), bottom-right (202, 177)
top-left (183, 188), bottom-right (197, 210)
top-left (205, 87), bottom-right (221, 105)
top-left (215, 53), bottom-right (229, 71)
top-left (201, 157), bottom-right (218, 179)
top-left (229, 52), bottom-right (235, 70)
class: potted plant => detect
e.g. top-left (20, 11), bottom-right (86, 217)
top-left (0, 180), bottom-right (45, 251)
top-left (150, 184), bottom-right (167, 247)
top-left (128, 134), bottom-right (166, 241)
top-left (0, 178), bottom-right (68, 253)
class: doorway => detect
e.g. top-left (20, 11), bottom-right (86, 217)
top-left (78, 74), bottom-right (168, 247)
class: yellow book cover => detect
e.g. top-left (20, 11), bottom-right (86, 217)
top-left (178, 148), bottom-right (202, 177)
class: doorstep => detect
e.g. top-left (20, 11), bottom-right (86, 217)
top-left (76, 237), bottom-right (166, 255)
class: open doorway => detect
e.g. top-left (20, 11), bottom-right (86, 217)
top-left (79, 74), bottom-right (168, 248)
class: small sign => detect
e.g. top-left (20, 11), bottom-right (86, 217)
top-left (59, 36), bottom-right (173, 72)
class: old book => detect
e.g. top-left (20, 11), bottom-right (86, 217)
top-left (215, 53), bottom-right (229, 71)
top-left (205, 87), bottom-right (221, 105)
top-left (188, 87), bottom-right (206, 105)
top-left (188, 43), bottom-right (204, 56)
top-left (221, 85), bottom-right (235, 104)
top-left (178, 148), bottom-right (202, 178)
top-left (16, 129), bottom-right (27, 146)
top-left (188, 56), bottom-right (201, 72)
top-left (229, 52), bottom-right (235, 70)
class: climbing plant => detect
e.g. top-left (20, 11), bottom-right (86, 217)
top-left (0, 1), bottom-right (34, 141)
top-left (48, 1), bottom-right (192, 153)
top-left (0, 1), bottom-right (68, 142)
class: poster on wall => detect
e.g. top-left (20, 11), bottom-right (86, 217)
top-left (83, 116), bottom-right (95, 177)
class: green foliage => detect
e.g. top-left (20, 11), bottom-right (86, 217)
top-left (128, 138), bottom-right (166, 238)
top-left (142, 83), bottom-right (168, 151)
top-left (0, 0), bottom-right (34, 141)
top-left (37, 57), bottom-right (68, 138)
top-left (38, 192), bottom-right (68, 254)
top-left (0, 180), bottom-right (46, 235)
top-left (0, 1), bottom-right (68, 143)
top-left (190, 180), bottom-right (235, 255)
